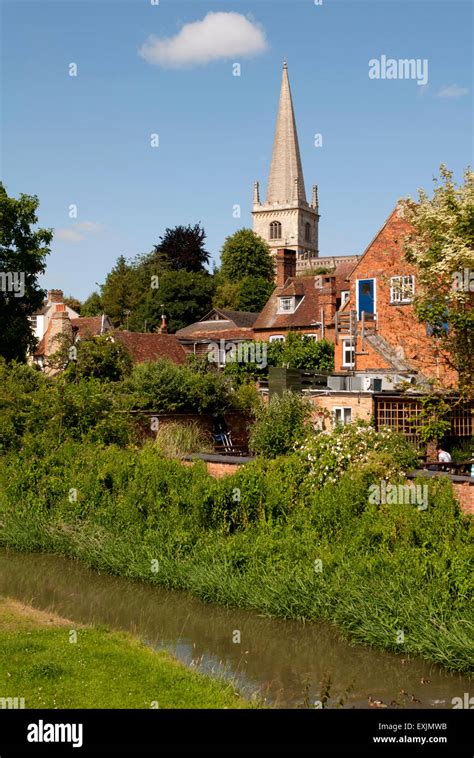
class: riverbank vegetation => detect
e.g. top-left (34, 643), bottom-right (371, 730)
top-left (0, 430), bottom-right (472, 673)
top-left (0, 360), bottom-right (472, 675)
top-left (0, 598), bottom-right (248, 708)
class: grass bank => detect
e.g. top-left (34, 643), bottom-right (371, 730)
top-left (0, 441), bottom-right (472, 675)
top-left (0, 598), bottom-right (249, 709)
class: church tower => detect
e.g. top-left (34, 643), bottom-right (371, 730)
top-left (252, 62), bottom-right (320, 272)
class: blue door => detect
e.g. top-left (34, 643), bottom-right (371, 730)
top-left (358, 279), bottom-right (375, 319)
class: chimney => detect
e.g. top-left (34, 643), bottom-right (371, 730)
top-left (159, 313), bottom-right (167, 334)
top-left (318, 274), bottom-right (337, 325)
top-left (276, 248), bottom-right (297, 287)
top-left (44, 311), bottom-right (73, 375)
top-left (47, 289), bottom-right (64, 304)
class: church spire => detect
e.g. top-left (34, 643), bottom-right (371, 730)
top-left (266, 62), bottom-right (307, 205)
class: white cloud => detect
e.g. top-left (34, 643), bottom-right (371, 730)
top-left (436, 84), bottom-right (469, 99)
top-left (56, 221), bottom-right (103, 243)
top-left (139, 12), bottom-right (268, 68)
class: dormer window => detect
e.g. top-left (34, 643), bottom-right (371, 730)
top-left (270, 221), bottom-right (282, 240)
top-left (278, 296), bottom-right (295, 314)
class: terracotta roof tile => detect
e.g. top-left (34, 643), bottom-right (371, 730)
top-left (71, 316), bottom-right (111, 338)
top-left (112, 331), bottom-right (187, 365)
top-left (254, 275), bottom-right (329, 331)
top-left (33, 336), bottom-right (46, 357)
top-left (178, 328), bottom-right (254, 342)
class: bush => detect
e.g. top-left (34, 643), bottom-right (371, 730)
top-left (297, 422), bottom-right (419, 488)
top-left (267, 333), bottom-right (334, 372)
top-left (127, 360), bottom-right (233, 415)
top-left (62, 336), bottom-right (133, 382)
top-left (0, 439), bottom-right (472, 672)
top-left (0, 360), bottom-right (135, 452)
top-left (249, 391), bottom-right (312, 458)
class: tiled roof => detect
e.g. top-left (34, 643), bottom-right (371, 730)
top-left (33, 335), bottom-right (46, 357)
top-left (215, 310), bottom-right (259, 327)
top-left (333, 261), bottom-right (356, 291)
top-left (112, 331), bottom-right (187, 365)
top-left (253, 275), bottom-right (328, 331)
top-left (71, 316), bottom-right (111, 338)
top-left (178, 328), bottom-right (254, 342)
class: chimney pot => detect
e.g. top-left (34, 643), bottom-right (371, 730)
top-left (47, 289), bottom-right (64, 304)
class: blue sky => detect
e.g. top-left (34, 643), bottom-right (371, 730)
top-left (1, 0), bottom-right (472, 300)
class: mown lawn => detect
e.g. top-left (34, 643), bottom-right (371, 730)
top-left (0, 598), bottom-right (249, 709)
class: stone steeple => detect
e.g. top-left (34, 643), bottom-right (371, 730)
top-left (252, 61), bottom-right (319, 273)
top-left (266, 62), bottom-right (307, 205)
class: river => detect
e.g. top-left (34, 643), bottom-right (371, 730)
top-left (0, 549), bottom-right (470, 708)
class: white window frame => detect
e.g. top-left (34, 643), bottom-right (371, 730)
top-left (305, 333), bottom-right (318, 341)
top-left (342, 339), bottom-right (355, 368)
top-left (340, 290), bottom-right (350, 307)
top-left (278, 297), bottom-right (295, 314)
top-left (269, 335), bottom-right (285, 343)
top-left (333, 407), bottom-right (352, 427)
top-left (390, 275), bottom-right (415, 304)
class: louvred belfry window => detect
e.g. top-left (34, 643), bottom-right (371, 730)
top-left (270, 221), bottom-right (282, 240)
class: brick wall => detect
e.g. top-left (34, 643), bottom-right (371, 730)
top-left (139, 412), bottom-right (251, 449)
top-left (204, 461), bottom-right (241, 478)
top-left (336, 208), bottom-right (457, 387)
top-left (452, 481), bottom-right (474, 516)
top-left (309, 393), bottom-right (373, 429)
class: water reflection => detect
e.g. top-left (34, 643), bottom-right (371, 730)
top-left (0, 549), bottom-right (470, 708)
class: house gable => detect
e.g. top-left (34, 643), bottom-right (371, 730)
top-left (336, 206), bottom-right (457, 387)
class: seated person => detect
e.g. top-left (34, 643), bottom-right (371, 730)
top-left (437, 447), bottom-right (452, 463)
top-left (436, 446), bottom-right (452, 471)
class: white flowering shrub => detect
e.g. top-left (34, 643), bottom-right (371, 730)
top-left (297, 422), bottom-right (418, 488)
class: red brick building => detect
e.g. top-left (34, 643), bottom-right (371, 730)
top-left (334, 206), bottom-right (456, 388)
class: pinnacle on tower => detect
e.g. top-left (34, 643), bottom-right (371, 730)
top-left (266, 62), bottom-right (307, 205)
top-left (253, 180), bottom-right (261, 205)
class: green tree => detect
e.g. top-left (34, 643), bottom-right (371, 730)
top-left (151, 223), bottom-right (210, 272)
top-left (214, 275), bottom-right (274, 312)
top-left (0, 184), bottom-right (52, 361)
top-left (101, 256), bottom-right (142, 328)
top-left (236, 276), bottom-right (274, 312)
top-left (213, 280), bottom-right (241, 310)
top-left (63, 296), bottom-right (82, 314)
top-left (127, 359), bottom-right (231, 414)
top-left (132, 270), bottom-right (215, 333)
top-left (81, 291), bottom-right (103, 316)
top-left (63, 336), bottom-right (133, 383)
top-left (220, 229), bottom-right (275, 282)
top-left (268, 333), bottom-right (335, 372)
top-left (402, 166), bottom-right (474, 395)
